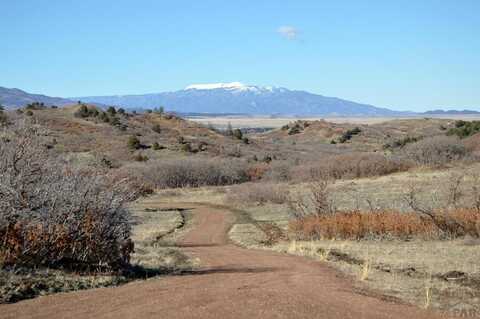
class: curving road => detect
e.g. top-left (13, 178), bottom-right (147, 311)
top-left (1, 203), bottom-right (450, 319)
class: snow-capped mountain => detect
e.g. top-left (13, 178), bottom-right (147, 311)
top-left (74, 82), bottom-right (404, 116)
top-left (184, 82), bottom-right (281, 94)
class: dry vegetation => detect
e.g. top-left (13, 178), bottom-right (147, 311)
top-left (222, 163), bottom-right (480, 314)
top-left (0, 118), bottom-right (195, 303)
top-left (0, 122), bottom-right (137, 270)
top-left (3, 105), bottom-right (480, 313)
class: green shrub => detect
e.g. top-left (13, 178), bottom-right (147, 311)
top-left (233, 128), bottom-right (243, 140)
top-left (383, 136), bottom-right (420, 150)
top-left (127, 136), bottom-right (141, 150)
top-left (109, 116), bottom-right (121, 126)
top-left (338, 127), bottom-right (361, 143)
top-left (447, 120), bottom-right (480, 138)
top-left (25, 102), bottom-right (45, 110)
top-left (0, 108), bottom-right (7, 125)
top-left (107, 106), bottom-right (117, 116)
top-left (74, 105), bottom-right (99, 118)
top-left (152, 142), bottom-right (163, 150)
top-left (180, 143), bottom-right (192, 152)
top-left (288, 123), bottom-right (302, 135)
top-left (99, 112), bottom-right (110, 123)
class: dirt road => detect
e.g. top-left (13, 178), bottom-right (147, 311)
top-left (1, 203), bottom-right (449, 319)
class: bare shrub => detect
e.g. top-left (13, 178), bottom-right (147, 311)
top-left (291, 153), bottom-right (410, 182)
top-left (444, 172), bottom-right (465, 209)
top-left (138, 158), bottom-right (249, 189)
top-left (288, 180), bottom-right (336, 219)
top-left (226, 183), bottom-right (289, 205)
top-left (289, 173), bottom-right (480, 240)
top-left (463, 133), bottom-right (480, 156)
top-left (263, 162), bottom-right (292, 182)
top-left (469, 170), bottom-right (480, 212)
top-left (402, 182), bottom-right (477, 238)
top-left (401, 135), bottom-right (467, 166)
top-left (0, 122), bottom-right (135, 270)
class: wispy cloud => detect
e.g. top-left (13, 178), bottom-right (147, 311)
top-left (277, 26), bottom-right (299, 40)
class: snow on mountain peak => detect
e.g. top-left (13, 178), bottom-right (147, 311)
top-left (184, 82), bottom-right (287, 95)
top-left (185, 82), bottom-right (247, 90)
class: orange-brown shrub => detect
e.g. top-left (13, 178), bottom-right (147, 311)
top-left (245, 163), bottom-right (270, 181)
top-left (289, 209), bottom-right (480, 240)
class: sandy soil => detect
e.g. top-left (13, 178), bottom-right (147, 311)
top-left (0, 203), bottom-right (451, 319)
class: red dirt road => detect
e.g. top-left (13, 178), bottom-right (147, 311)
top-left (1, 204), bottom-right (450, 319)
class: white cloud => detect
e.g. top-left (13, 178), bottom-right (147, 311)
top-left (277, 26), bottom-right (299, 40)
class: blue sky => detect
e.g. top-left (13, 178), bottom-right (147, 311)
top-left (1, 0), bottom-right (479, 111)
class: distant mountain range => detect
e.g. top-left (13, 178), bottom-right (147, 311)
top-left (423, 109), bottom-right (480, 115)
top-left (0, 87), bottom-right (72, 108)
top-left (1, 84), bottom-right (478, 117)
top-left (72, 82), bottom-right (406, 116)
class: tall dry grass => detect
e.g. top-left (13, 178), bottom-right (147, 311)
top-left (289, 209), bottom-right (480, 240)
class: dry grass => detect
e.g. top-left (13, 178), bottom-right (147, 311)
top-left (274, 239), bottom-right (480, 312)
top-left (128, 194), bottom-right (198, 271)
top-left (155, 186), bottom-right (227, 205)
top-left (217, 165), bottom-right (480, 314)
top-left (226, 182), bottom-right (289, 205)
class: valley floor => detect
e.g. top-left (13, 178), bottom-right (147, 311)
top-left (188, 115), bottom-right (480, 129)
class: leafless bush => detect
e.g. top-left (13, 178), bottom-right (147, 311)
top-left (138, 158), bottom-right (249, 189)
top-left (291, 153), bottom-right (410, 182)
top-left (263, 162), bottom-right (292, 182)
top-left (290, 174), bottom-right (480, 240)
top-left (288, 180), bottom-right (336, 219)
top-left (0, 122), bottom-right (135, 270)
top-left (401, 135), bottom-right (467, 166)
top-left (226, 182), bottom-right (289, 205)
top-left (402, 182), bottom-right (475, 238)
top-left (444, 172), bottom-right (465, 209)
top-left (470, 170), bottom-right (480, 212)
